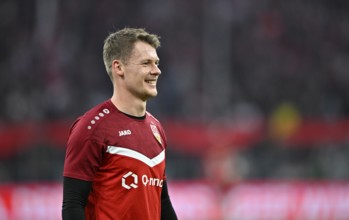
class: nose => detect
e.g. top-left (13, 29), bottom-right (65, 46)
top-left (151, 64), bottom-right (161, 75)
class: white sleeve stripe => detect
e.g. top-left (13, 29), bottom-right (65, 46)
top-left (106, 146), bottom-right (165, 167)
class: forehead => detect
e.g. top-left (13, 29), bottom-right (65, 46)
top-left (130, 41), bottom-right (159, 60)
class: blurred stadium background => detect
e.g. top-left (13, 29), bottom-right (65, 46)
top-left (1, 0), bottom-right (349, 219)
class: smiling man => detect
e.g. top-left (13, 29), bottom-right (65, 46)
top-left (62, 28), bottom-right (177, 220)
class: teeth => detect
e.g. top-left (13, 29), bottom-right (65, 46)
top-left (146, 80), bottom-right (156, 85)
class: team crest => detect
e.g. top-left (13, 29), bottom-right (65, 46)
top-left (150, 124), bottom-right (162, 145)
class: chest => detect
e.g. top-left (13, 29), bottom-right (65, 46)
top-left (101, 119), bottom-right (165, 159)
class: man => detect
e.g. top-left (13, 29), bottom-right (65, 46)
top-left (62, 28), bottom-right (178, 220)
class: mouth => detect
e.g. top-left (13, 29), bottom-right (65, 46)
top-left (145, 79), bottom-right (157, 86)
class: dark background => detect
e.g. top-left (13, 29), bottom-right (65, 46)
top-left (1, 0), bottom-right (349, 184)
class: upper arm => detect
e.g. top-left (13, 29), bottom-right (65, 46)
top-left (63, 119), bottom-right (104, 181)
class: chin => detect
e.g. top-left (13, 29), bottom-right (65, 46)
top-left (142, 91), bottom-right (158, 100)
top-left (149, 92), bottom-right (158, 98)
top-left (148, 89), bottom-right (158, 97)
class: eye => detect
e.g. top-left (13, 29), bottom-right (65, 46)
top-left (141, 60), bottom-right (151, 66)
top-left (141, 60), bottom-right (159, 67)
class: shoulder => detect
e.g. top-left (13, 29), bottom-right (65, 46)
top-left (69, 100), bottom-right (117, 138)
top-left (146, 111), bottom-right (161, 124)
top-left (146, 111), bottom-right (165, 130)
top-left (82, 101), bottom-right (115, 130)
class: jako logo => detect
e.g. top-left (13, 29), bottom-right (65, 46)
top-left (122, 171), bottom-right (163, 190)
top-left (119, 130), bottom-right (131, 136)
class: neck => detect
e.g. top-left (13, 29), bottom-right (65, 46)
top-left (110, 92), bottom-right (147, 117)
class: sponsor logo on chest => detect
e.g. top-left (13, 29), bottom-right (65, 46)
top-left (122, 171), bottom-right (163, 190)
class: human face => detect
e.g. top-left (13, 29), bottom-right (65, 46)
top-left (122, 41), bottom-right (161, 101)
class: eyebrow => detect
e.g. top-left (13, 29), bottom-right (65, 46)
top-left (141, 58), bottom-right (160, 63)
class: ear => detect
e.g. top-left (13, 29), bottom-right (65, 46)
top-left (112, 59), bottom-right (124, 77)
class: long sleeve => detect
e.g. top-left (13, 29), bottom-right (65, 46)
top-left (161, 180), bottom-right (178, 220)
top-left (62, 177), bottom-right (92, 220)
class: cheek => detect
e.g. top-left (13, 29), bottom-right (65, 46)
top-left (124, 67), bottom-right (147, 87)
top-left (128, 74), bottom-right (145, 88)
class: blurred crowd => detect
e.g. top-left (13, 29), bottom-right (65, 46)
top-left (1, 0), bottom-right (349, 183)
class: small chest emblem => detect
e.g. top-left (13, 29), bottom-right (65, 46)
top-left (119, 129), bottom-right (132, 136)
top-left (150, 124), bottom-right (162, 145)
